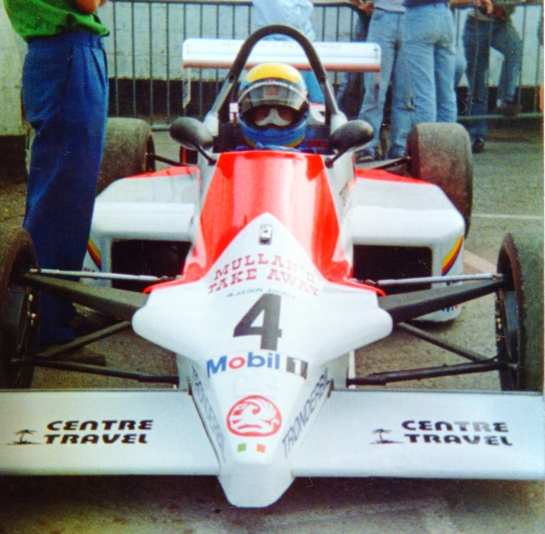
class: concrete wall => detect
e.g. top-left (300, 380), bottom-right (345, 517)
top-left (97, 1), bottom-right (543, 87)
top-left (0, 3), bottom-right (27, 182)
top-left (0, 3), bottom-right (25, 137)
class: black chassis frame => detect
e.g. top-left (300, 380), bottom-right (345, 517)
top-left (16, 272), bottom-right (506, 387)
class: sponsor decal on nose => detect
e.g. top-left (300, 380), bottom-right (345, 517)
top-left (207, 352), bottom-right (308, 379)
top-left (227, 396), bottom-right (282, 437)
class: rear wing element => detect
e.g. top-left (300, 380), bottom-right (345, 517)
top-left (181, 39), bottom-right (381, 108)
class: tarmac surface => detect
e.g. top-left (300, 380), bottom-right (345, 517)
top-left (0, 120), bottom-right (543, 533)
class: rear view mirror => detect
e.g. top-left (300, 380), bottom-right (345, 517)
top-left (329, 120), bottom-right (374, 153)
top-left (170, 117), bottom-right (214, 150)
top-left (170, 117), bottom-right (216, 165)
top-left (326, 120), bottom-right (374, 168)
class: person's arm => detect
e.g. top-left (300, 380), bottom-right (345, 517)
top-left (450, 0), bottom-right (493, 14)
top-left (349, 0), bottom-right (375, 16)
top-left (73, 0), bottom-right (108, 15)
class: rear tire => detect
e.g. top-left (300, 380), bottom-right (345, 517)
top-left (0, 228), bottom-right (39, 388)
top-left (495, 231), bottom-right (544, 391)
top-left (407, 123), bottom-right (473, 236)
top-left (97, 118), bottom-right (155, 195)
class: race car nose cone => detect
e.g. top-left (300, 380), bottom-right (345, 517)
top-left (219, 460), bottom-right (294, 507)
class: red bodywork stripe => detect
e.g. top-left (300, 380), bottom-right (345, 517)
top-left (125, 166), bottom-right (199, 179)
top-left (148, 152), bottom-right (382, 295)
top-left (352, 168), bottom-right (432, 185)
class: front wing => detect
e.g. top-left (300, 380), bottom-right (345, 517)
top-left (0, 390), bottom-right (218, 475)
top-left (0, 390), bottom-right (542, 480)
top-left (294, 390), bottom-right (544, 480)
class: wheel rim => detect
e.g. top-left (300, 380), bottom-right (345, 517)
top-left (2, 285), bottom-right (38, 383)
top-left (495, 232), bottom-right (543, 392)
top-left (0, 235), bottom-right (38, 388)
top-left (495, 288), bottom-right (520, 390)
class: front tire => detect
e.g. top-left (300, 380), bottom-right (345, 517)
top-left (407, 123), bottom-right (473, 236)
top-left (97, 118), bottom-right (155, 195)
top-left (0, 228), bottom-right (39, 388)
top-left (495, 231), bottom-right (544, 391)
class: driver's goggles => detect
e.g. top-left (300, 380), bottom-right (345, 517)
top-left (248, 106), bottom-right (297, 129)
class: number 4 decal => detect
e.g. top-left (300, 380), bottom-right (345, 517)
top-left (234, 294), bottom-right (282, 350)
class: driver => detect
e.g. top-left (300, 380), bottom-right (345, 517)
top-left (237, 62), bottom-right (309, 148)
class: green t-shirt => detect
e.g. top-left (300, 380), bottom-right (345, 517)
top-left (4, 0), bottom-right (109, 40)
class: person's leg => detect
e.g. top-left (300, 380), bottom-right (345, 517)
top-left (337, 15), bottom-right (368, 117)
top-left (22, 33), bottom-right (108, 346)
top-left (463, 17), bottom-right (491, 145)
top-left (402, 5), bottom-right (439, 125)
top-left (386, 13), bottom-right (412, 158)
top-left (491, 18), bottom-right (522, 110)
top-left (337, 72), bottom-right (364, 119)
top-left (434, 5), bottom-right (457, 123)
top-left (358, 10), bottom-right (402, 158)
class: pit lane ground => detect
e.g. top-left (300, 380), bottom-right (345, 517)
top-left (0, 121), bottom-right (543, 533)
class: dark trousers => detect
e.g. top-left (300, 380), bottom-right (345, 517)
top-left (22, 31), bottom-right (108, 345)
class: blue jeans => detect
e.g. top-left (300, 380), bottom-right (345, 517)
top-left (395, 3), bottom-right (457, 147)
top-left (22, 31), bottom-right (108, 346)
top-left (358, 8), bottom-right (408, 158)
top-left (463, 16), bottom-right (523, 141)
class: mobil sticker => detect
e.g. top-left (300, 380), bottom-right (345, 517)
top-left (207, 351), bottom-right (308, 379)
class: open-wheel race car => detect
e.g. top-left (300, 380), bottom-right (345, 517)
top-left (0, 25), bottom-right (543, 508)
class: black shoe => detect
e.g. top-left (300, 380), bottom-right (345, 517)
top-left (500, 101), bottom-right (522, 117)
top-left (472, 138), bottom-right (485, 154)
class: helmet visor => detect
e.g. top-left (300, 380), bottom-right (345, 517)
top-left (239, 80), bottom-right (308, 125)
top-left (247, 106), bottom-right (296, 129)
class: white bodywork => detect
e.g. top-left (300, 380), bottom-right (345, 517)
top-left (2, 389), bottom-right (542, 507)
top-left (75, 157), bottom-right (537, 506)
top-left (84, 170), bottom-right (465, 321)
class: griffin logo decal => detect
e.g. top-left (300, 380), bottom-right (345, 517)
top-left (227, 396), bottom-right (282, 437)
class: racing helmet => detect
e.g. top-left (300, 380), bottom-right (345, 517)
top-left (237, 63), bottom-right (309, 148)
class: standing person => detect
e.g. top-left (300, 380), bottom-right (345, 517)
top-left (393, 0), bottom-right (492, 149)
top-left (3, 0), bottom-right (109, 348)
top-left (252, 0), bottom-right (325, 103)
top-left (462, 3), bottom-right (522, 153)
top-left (354, 0), bottom-right (408, 161)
